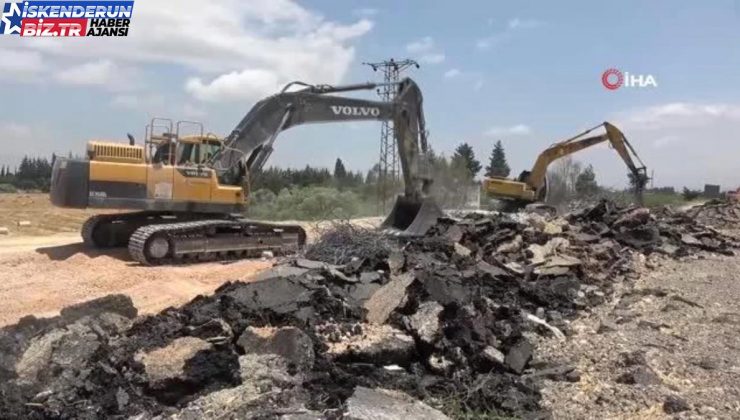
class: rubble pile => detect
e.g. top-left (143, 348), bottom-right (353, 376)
top-left (0, 200), bottom-right (737, 419)
top-left (570, 200), bottom-right (737, 256)
top-left (682, 199), bottom-right (740, 229)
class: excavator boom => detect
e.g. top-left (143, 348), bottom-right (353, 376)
top-left (214, 78), bottom-right (430, 201)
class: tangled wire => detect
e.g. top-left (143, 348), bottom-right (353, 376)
top-left (304, 221), bottom-right (392, 265)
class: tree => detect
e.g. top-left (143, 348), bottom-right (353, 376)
top-left (547, 157), bottom-right (583, 205)
top-left (365, 164), bottom-right (379, 184)
top-left (575, 164), bottom-right (599, 196)
top-left (334, 158), bottom-right (349, 189)
top-left (334, 158), bottom-right (347, 180)
top-left (485, 140), bottom-right (510, 178)
top-left (451, 142), bottom-right (482, 179)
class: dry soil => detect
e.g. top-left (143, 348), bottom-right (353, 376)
top-left (539, 252), bottom-right (740, 419)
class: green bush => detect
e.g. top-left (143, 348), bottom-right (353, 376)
top-left (13, 179), bottom-right (38, 191)
top-left (247, 186), bottom-right (372, 221)
top-left (682, 187), bottom-right (701, 201)
top-left (0, 183), bottom-right (17, 193)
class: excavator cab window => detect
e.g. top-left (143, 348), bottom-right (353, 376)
top-left (152, 142), bottom-right (174, 165)
top-left (201, 141), bottom-right (221, 164)
top-left (177, 143), bottom-right (200, 165)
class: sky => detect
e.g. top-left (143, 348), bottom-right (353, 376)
top-left (2, 0), bottom-right (740, 189)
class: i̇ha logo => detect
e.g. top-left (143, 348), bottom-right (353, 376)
top-left (601, 68), bottom-right (657, 90)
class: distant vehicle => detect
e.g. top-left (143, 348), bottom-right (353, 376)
top-left (482, 122), bottom-right (648, 210)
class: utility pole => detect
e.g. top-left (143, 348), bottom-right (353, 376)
top-left (363, 58), bottom-right (419, 213)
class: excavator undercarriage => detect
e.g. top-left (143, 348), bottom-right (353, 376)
top-left (80, 212), bottom-right (306, 265)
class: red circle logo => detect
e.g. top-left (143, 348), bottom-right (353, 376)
top-left (602, 68), bottom-right (623, 90)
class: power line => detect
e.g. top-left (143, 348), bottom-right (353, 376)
top-left (363, 58), bottom-right (419, 213)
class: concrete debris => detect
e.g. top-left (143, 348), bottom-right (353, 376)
top-left (684, 199), bottom-right (740, 228)
top-left (237, 326), bottom-right (315, 372)
top-left (443, 224), bottom-right (463, 243)
top-left (345, 387), bottom-right (450, 420)
top-left (359, 271), bottom-right (382, 283)
top-left (481, 346), bottom-right (506, 365)
top-left (137, 337), bottom-right (213, 387)
top-left (318, 324), bottom-right (415, 366)
top-left (527, 244), bottom-right (548, 265)
top-left (387, 250), bottom-right (405, 274)
top-left (428, 354), bottom-right (454, 373)
top-left (407, 301), bottom-right (443, 345)
top-left (680, 234), bottom-right (702, 246)
top-left (294, 258), bottom-right (329, 270)
top-left (496, 234), bottom-right (523, 253)
top-left (16, 220), bottom-right (31, 227)
top-left (0, 226), bottom-right (8, 235)
top-left (453, 242), bottom-right (472, 257)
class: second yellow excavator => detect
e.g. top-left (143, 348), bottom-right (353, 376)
top-left (483, 122), bottom-right (647, 209)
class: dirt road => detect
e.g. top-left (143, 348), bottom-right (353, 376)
top-left (0, 192), bottom-right (381, 326)
top-left (0, 233), bottom-right (274, 326)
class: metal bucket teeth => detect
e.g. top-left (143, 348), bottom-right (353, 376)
top-left (381, 196), bottom-right (444, 237)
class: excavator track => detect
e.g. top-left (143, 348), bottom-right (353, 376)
top-left (82, 212), bottom-right (163, 248)
top-left (128, 219), bottom-right (306, 265)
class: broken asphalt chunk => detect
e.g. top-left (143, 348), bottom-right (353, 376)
top-left (505, 339), bottom-right (533, 374)
top-left (663, 395), bottom-right (690, 414)
top-left (363, 273), bottom-right (415, 324)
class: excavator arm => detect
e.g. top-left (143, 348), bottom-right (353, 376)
top-left (524, 122), bottom-right (647, 194)
top-left (211, 77), bottom-right (441, 235)
top-left (212, 78), bottom-right (429, 199)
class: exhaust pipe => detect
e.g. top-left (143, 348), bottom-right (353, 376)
top-left (381, 195), bottom-right (444, 237)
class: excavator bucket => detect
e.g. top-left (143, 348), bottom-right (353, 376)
top-left (381, 196), bottom-right (444, 237)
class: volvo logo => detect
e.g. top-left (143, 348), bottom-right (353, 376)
top-left (330, 105), bottom-right (381, 117)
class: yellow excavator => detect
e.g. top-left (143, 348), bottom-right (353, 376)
top-left (483, 122), bottom-right (647, 209)
top-left (50, 78), bottom-right (443, 265)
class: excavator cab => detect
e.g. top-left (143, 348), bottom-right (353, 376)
top-left (145, 119), bottom-right (224, 166)
top-left (176, 136), bottom-right (223, 166)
